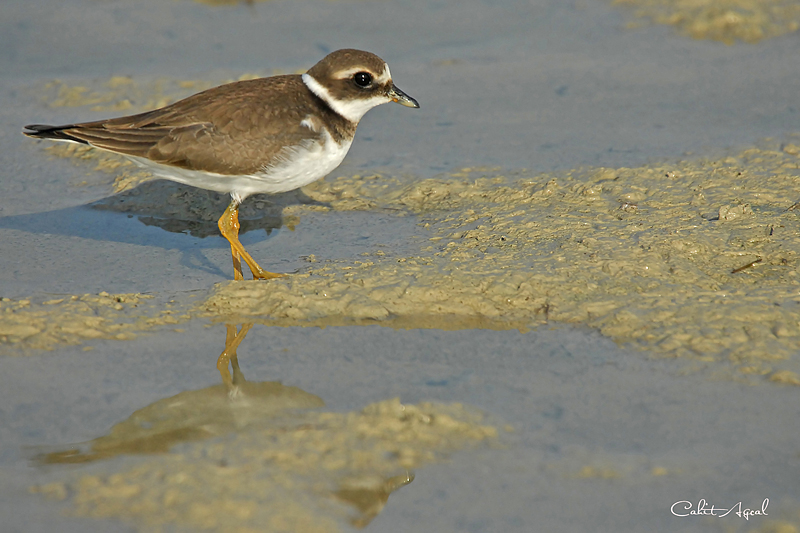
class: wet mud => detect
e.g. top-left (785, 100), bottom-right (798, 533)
top-left (614, 0), bottom-right (800, 43)
top-left (12, 117), bottom-right (800, 385)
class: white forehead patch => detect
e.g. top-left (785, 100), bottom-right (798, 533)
top-left (302, 73), bottom-right (391, 123)
top-left (376, 64), bottom-right (391, 85)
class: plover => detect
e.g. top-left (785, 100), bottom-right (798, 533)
top-left (24, 49), bottom-right (419, 280)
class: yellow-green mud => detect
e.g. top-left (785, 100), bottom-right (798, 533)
top-left (613, 0), bottom-right (800, 43)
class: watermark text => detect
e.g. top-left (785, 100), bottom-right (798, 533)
top-left (671, 499), bottom-right (768, 520)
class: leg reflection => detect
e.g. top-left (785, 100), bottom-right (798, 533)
top-left (216, 323), bottom-right (254, 393)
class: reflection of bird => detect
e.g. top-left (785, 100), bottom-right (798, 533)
top-left (34, 322), bottom-right (414, 529)
top-left (24, 49), bottom-right (419, 280)
top-left (37, 323), bottom-right (324, 464)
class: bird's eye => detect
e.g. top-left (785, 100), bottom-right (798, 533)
top-left (353, 72), bottom-right (372, 88)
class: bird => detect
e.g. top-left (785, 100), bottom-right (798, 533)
top-left (23, 49), bottom-right (419, 280)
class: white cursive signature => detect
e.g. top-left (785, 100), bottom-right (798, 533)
top-left (671, 499), bottom-right (769, 520)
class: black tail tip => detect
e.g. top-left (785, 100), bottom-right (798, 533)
top-left (22, 124), bottom-right (88, 144)
top-left (23, 124), bottom-right (56, 137)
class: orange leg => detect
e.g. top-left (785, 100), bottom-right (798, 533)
top-left (217, 199), bottom-right (285, 280)
top-left (216, 323), bottom-right (254, 390)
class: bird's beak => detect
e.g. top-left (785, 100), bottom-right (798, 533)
top-left (388, 84), bottom-right (420, 108)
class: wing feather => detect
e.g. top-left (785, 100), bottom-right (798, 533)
top-left (23, 75), bottom-right (352, 175)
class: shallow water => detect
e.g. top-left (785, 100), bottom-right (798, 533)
top-left (2, 0), bottom-right (800, 531)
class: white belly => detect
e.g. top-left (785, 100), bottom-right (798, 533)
top-left (128, 128), bottom-right (353, 200)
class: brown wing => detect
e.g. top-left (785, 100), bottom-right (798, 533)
top-left (24, 76), bottom-right (335, 175)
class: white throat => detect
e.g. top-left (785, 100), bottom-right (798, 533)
top-left (302, 73), bottom-right (390, 123)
